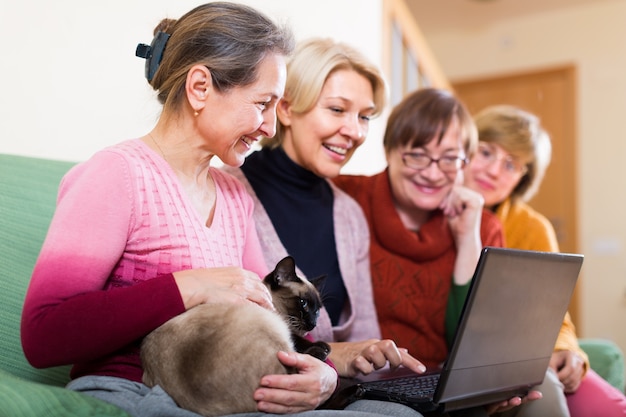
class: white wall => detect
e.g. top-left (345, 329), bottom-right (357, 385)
top-left (422, 0), bottom-right (626, 358)
top-left (0, 0), bottom-right (387, 174)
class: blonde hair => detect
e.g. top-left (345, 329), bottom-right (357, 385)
top-left (474, 105), bottom-right (552, 202)
top-left (261, 37), bottom-right (387, 148)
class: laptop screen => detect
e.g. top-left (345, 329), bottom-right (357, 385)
top-left (436, 247), bottom-right (583, 410)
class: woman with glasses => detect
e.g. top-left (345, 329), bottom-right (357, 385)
top-left (464, 105), bottom-right (626, 417)
top-left (332, 88), bottom-right (541, 412)
top-left (464, 105), bottom-right (552, 250)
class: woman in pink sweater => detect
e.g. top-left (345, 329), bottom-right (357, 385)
top-left (18, 4), bottom-right (357, 417)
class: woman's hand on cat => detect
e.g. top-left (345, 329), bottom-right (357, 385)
top-left (172, 267), bottom-right (274, 311)
top-left (328, 339), bottom-right (427, 378)
top-left (253, 350), bottom-right (337, 413)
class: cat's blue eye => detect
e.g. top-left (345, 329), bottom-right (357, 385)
top-left (300, 298), bottom-right (308, 311)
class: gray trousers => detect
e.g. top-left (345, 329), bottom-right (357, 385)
top-left (67, 375), bottom-right (424, 417)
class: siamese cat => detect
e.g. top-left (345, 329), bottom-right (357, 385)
top-left (141, 256), bottom-right (330, 417)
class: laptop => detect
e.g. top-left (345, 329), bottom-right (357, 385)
top-left (324, 247), bottom-right (584, 414)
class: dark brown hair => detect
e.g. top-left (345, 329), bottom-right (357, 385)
top-left (149, 2), bottom-right (294, 114)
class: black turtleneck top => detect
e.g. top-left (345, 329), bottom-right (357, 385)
top-left (241, 147), bottom-right (347, 325)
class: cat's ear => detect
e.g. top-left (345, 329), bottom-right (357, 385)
top-left (274, 256), bottom-right (297, 285)
top-left (309, 274), bottom-right (327, 292)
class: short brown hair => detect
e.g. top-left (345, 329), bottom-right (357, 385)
top-left (383, 88), bottom-right (477, 157)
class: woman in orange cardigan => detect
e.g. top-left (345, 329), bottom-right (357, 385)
top-left (464, 104), bottom-right (626, 417)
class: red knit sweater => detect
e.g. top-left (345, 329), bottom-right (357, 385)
top-left (334, 170), bottom-right (504, 369)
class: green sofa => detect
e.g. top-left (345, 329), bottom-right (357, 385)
top-left (0, 154), bottom-right (130, 416)
top-left (0, 153), bottom-right (623, 417)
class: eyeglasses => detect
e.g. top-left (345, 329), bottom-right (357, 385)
top-left (475, 143), bottom-right (528, 176)
top-left (401, 152), bottom-right (468, 173)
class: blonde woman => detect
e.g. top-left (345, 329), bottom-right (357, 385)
top-left (224, 37), bottom-right (425, 417)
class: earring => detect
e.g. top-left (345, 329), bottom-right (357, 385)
top-left (194, 110), bottom-right (199, 117)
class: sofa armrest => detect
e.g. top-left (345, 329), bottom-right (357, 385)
top-left (579, 338), bottom-right (625, 393)
top-left (0, 154), bottom-right (76, 385)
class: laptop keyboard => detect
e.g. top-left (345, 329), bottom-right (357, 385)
top-left (363, 373), bottom-right (440, 399)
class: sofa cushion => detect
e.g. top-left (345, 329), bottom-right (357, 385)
top-left (0, 154), bottom-right (76, 385)
top-left (0, 368), bottom-right (130, 417)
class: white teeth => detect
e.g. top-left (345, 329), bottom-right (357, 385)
top-left (325, 144), bottom-right (347, 155)
top-left (241, 137), bottom-right (252, 146)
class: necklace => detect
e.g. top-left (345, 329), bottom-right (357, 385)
top-left (148, 133), bottom-right (167, 161)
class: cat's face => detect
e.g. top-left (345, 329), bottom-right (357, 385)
top-left (263, 256), bottom-right (326, 336)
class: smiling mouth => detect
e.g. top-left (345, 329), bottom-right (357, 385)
top-left (417, 184), bottom-right (440, 194)
top-left (241, 136), bottom-right (255, 147)
top-left (410, 178), bottom-right (443, 194)
top-left (323, 144), bottom-right (347, 156)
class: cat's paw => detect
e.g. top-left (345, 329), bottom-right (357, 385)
top-left (304, 341), bottom-right (331, 361)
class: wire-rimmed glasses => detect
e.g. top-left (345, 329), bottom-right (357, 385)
top-left (474, 143), bottom-right (528, 176)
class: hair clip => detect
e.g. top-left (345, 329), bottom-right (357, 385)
top-left (135, 31), bottom-right (171, 82)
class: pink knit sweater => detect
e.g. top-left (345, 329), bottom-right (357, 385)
top-left (21, 139), bottom-right (268, 382)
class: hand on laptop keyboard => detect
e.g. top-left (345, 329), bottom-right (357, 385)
top-left (328, 339), bottom-right (427, 378)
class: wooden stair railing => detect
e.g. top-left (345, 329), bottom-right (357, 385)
top-left (382, 0), bottom-right (451, 105)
